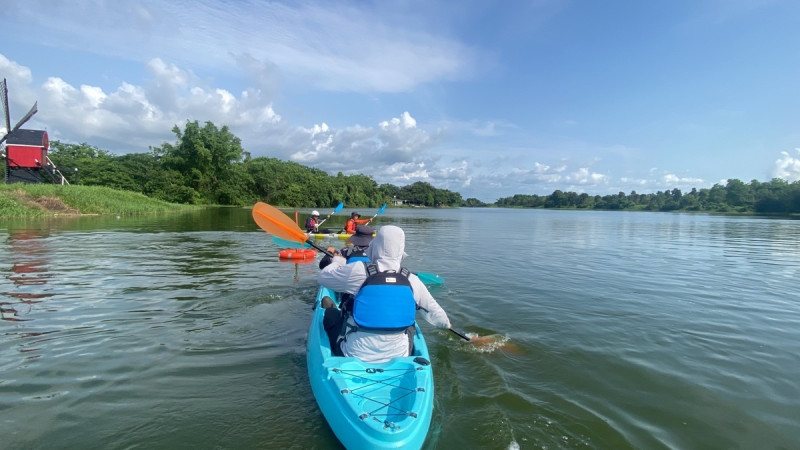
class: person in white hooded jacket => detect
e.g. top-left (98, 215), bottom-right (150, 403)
top-left (317, 225), bottom-right (451, 363)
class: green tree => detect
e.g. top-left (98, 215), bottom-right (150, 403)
top-left (153, 120), bottom-right (247, 204)
top-left (725, 179), bottom-right (752, 211)
top-left (544, 190), bottom-right (567, 208)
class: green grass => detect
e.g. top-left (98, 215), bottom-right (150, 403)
top-left (0, 183), bottom-right (200, 218)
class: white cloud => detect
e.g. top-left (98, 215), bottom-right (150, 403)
top-left (283, 111), bottom-right (447, 190)
top-left (0, 54), bottom-right (38, 131)
top-left (6, 0), bottom-right (477, 94)
top-left (663, 173), bottom-right (704, 186)
top-left (25, 56), bottom-right (291, 153)
top-left (0, 53), bottom-right (33, 86)
top-left (568, 167), bottom-right (609, 185)
top-left (2, 51), bottom-right (791, 204)
top-left (490, 162), bottom-right (608, 194)
top-left (773, 148), bottom-right (800, 182)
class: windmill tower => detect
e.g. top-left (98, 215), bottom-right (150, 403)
top-left (1, 78), bottom-right (69, 184)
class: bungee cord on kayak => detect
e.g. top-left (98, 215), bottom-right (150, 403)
top-left (334, 366), bottom-right (426, 422)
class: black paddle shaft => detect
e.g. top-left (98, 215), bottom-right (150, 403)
top-left (305, 238), bottom-right (334, 257)
top-left (449, 328), bottom-right (470, 341)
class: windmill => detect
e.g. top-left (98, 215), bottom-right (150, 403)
top-left (1, 78), bottom-right (68, 184)
top-left (0, 78), bottom-right (38, 146)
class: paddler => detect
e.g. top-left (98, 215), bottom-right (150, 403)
top-left (318, 225), bottom-right (451, 363)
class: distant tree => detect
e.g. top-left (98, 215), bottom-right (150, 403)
top-left (462, 197), bottom-right (488, 207)
top-left (544, 190), bottom-right (567, 208)
top-left (725, 179), bottom-right (752, 211)
top-left (48, 141), bottom-right (119, 187)
top-left (152, 120), bottom-right (247, 204)
top-left (576, 193), bottom-right (593, 208)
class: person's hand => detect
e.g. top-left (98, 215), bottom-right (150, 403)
top-left (326, 246), bottom-right (338, 255)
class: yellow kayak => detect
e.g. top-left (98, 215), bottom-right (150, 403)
top-left (306, 232), bottom-right (352, 240)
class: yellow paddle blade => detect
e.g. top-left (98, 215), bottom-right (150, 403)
top-left (252, 202), bottom-right (308, 244)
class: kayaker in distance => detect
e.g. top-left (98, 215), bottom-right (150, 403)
top-left (318, 225), bottom-right (374, 270)
top-left (343, 212), bottom-right (370, 234)
top-left (305, 210), bottom-right (321, 232)
top-left (318, 225), bottom-right (452, 363)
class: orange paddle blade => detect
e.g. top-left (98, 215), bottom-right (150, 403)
top-left (252, 202), bottom-right (308, 243)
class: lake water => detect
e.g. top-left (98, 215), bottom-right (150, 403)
top-left (1, 207), bottom-right (798, 449)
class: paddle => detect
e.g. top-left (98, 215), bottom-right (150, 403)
top-left (449, 328), bottom-right (507, 346)
top-left (315, 202), bottom-right (344, 228)
top-left (272, 235), bottom-right (311, 249)
top-left (414, 272), bottom-right (443, 285)
top-left (449, 328), bottom-right (470, 341)
top-left (253, 202), bottom-right (333, 256)
top-left (254, 202), bottom-right (473, 342)
top-left (365, 203), bottom-right (387, 225)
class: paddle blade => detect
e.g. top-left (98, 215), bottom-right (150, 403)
top-left (317, 202), bottom-right (344, 227)
top-left (366, 203), bottom-right (387, 225)
top-left (272, 236), bottom-right (311, 248)
top-left (415, 272), bottom-right (443, 286)
top-left (252, 202), bottom-right (307, 244)
top-left (465, 333), bottom-right (518, 353)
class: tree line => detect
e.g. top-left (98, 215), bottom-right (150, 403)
top-left (495, 178), bottom-right (800, 214)
top-left (48, 120), bottom-right (799, 214)
top-left (48, 121), bottom-right (469, 208)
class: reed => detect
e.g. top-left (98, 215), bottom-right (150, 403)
top-left (0, 184), bottom-right (198, 218)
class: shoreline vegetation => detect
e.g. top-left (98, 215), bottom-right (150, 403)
top-left (3, 177), bottom-right (797, 220)
top-left (2, 120), bottom-right (798, 218)
top-left (0, 184), bottom-right (200, 218)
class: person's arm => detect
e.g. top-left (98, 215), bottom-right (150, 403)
top-left (317, 257), bottom-right (366, 294)
top-left (409, 275), bottom-right (451, 329)
top-left (318, 247), bottom-right (338, 270)
top-left (356, 218), bottom-right (371, 225)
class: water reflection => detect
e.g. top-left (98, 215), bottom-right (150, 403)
top-left (0, 208), bottom-right (798, 449)
top-left (2, 228), bottom-right (55, 322)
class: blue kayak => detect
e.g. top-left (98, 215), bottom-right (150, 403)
top-left (307, 285), bottom-right (434, 449)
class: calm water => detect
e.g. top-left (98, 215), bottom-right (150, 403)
top-left (1, 207), bottom-right (798, 449)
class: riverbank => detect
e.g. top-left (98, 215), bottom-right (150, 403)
top-left (0, 184), bottom-right (199, 218)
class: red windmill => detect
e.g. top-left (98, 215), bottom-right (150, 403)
top-left (1, 78), bottom-right (70, 184)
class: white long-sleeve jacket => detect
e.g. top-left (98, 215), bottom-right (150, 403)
top-left (317, 225), bottom-right (451, 363)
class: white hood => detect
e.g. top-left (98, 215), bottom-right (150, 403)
top-left (366, 225), bottom-right (406, 272)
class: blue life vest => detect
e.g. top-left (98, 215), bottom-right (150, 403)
top-left (351, 263), bottom-right (416, 330)
top-left (345, 248), bottom-right (370, 264)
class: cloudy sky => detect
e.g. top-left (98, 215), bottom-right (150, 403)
top-left (2, 0), bottom-right (799, 202)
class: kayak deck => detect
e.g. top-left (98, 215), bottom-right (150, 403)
top-left (307, 286), bottom-right (433, 449)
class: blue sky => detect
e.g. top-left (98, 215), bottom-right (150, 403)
top-left (1, 0), bottom-right (799, 202)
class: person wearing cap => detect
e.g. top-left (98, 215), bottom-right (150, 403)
top-left (318, 224), bottom-right (374, 270)
top-left (305, 210), bottom-right (321, 232)
top-left (344, 212), bottom-right (370, 234)
top-left (318, 225), bottom-right (451, 363)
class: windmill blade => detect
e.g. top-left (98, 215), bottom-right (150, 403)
top-left (12, 101), bottom-right (37, 132)
top-left (1, 78), bottom-right (10, 132)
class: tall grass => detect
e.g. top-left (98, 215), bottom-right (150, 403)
top-left (0, 184), bottom-right (200, 218)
